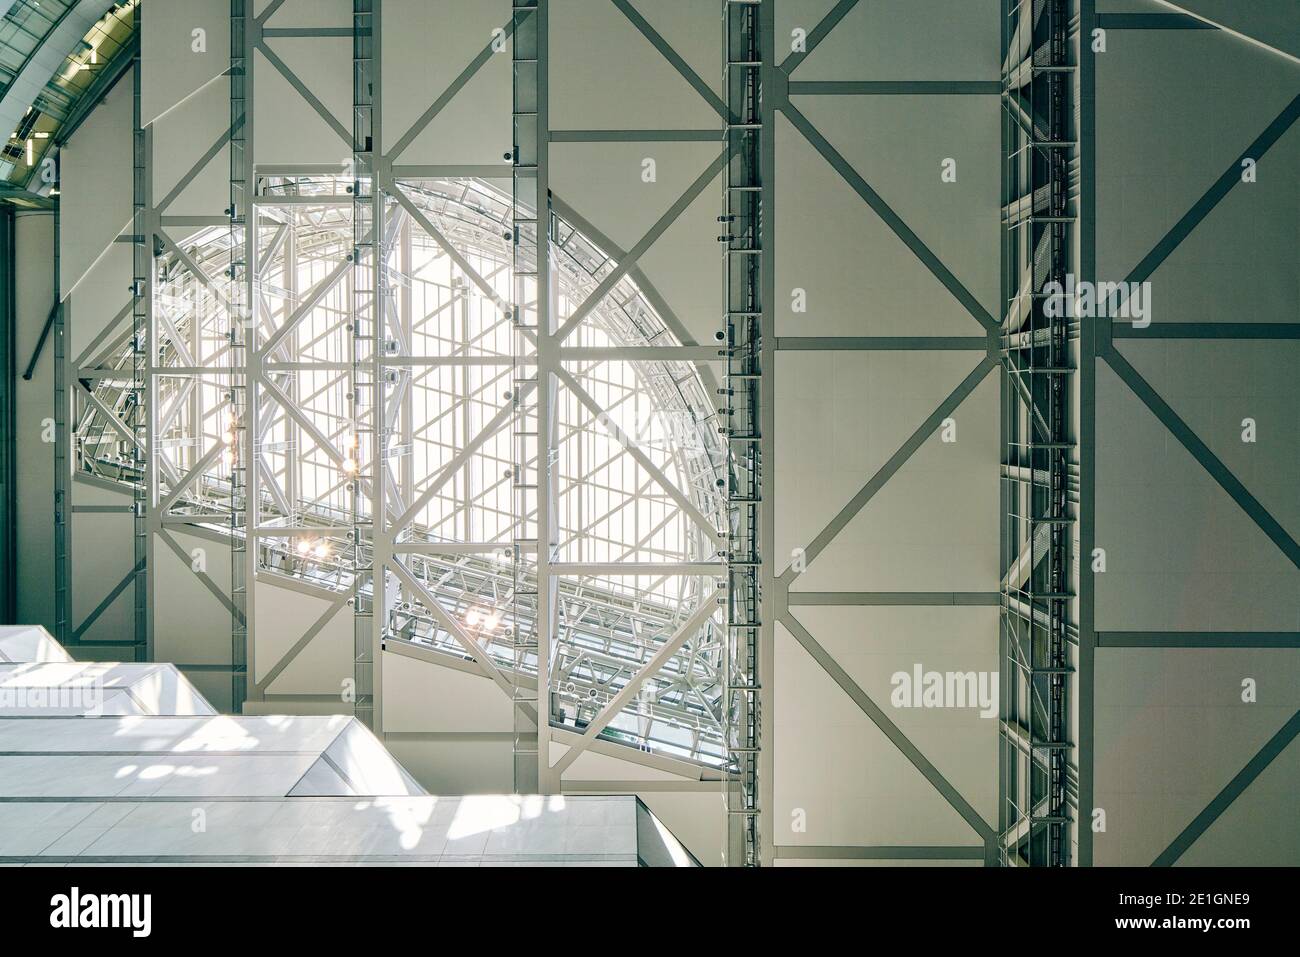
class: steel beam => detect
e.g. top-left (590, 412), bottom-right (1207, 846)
top-left (1076, 0), bottom-right (1097, 869)
top-left (1096, 632), bottom-right (1300, 649)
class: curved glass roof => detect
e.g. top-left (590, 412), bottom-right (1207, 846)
top-left (77, 174), bottom-right (729, 766)
top-left (0, 0), bottom-right (134, 196)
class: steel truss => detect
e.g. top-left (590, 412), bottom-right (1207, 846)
top-left (41, 0), bottom-right (1300, 871)
top-left (130, 13), bottom-right (149, 662)
top-left (73, 0), bottom-right (732, 776)
top-left (229, 0), bottom-right (250, 712)
top-left (351, 0), bottom-right (380, 728)
top-left (999, 0), bottom-right (1080, 867)
top-left (510, 0), bottom-right (546, 793)
top-left (721, 0), bottom-right (765, 867)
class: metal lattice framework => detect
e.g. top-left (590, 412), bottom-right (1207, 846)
top-left (999, 0), bottom-right (1079, 867)
top-left (37, 0), bottom-right (1300, 869)
top-left (75, 154), bottom-right (733, 763)
top-left (721, 0), bottom-right (765, 869)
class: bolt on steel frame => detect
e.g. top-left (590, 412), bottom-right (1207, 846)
top-left (722, 0), bottom-right (764, 867)
top-left (999, 0), bottom-right (1080, 867)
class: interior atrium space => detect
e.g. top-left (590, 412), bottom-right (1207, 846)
top-left (0, 0), bottom-right (1296, 914)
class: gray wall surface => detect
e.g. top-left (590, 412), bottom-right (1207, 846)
top-left (1088, 4), bottom-right (1300, 865)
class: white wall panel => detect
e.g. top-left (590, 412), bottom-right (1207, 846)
top-left (65, 243), bottom-right (129, 360)
top-left (153, 528), bottom-right (234, 665)
top-left (14, 213), bottom-right (56, 630)
top-left (383, 652), bottom-right (515, 733)
top-left (151, 79), bottom-right (230, 219)
top-left (773, 622), bottom-right (983, 847)
top-left (382, 0), bottom-right (510, 166)
top-left (252, 45), bottom-right (350, 167)
top-left (60, 67), bottom-right (133, 300)
top-left (141, 0), bottom-right (230, 125)
top-left (788, 0), bottom-right (998, 81)
top-left (550, 0), bottom-right (718, 130)
top-left (69, 482), bottom-right (135, 642)
top-left (775, 115), bottom-right (980, 337)
top-left (254, 578), bottom-right (351, 694)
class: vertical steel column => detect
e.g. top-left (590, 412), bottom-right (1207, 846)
top-left (53, 201), bottom-right (69, 646)
top-left (284, 217), bottom-right (299, 521)
top-left (373, 1), bottom-right (389, 736)
top-left (0, 208), bottom-right (14, 624)
top-left (131, 20), bottom-right (151, 662)
top-left (533, 0), bottom-right (555, 798)
top-left (398, 215), bottom-right (413, 537)
top-left (228, 0), bottom-right (251, 712)
top-left (351, 0), bottom-right (382, 729)
top-left (721, 0), bottom-right (765, 866)
top-left (1042, 0), bottom-right (1073, 866)
top-left (510, 0), bottom-right (550, 794)
top-left (756, 0), bottom-right (776, 870)
top-left (1076, 0), bottom-right (1097, 868)
top-left (998, 0), bottom-right (1012, 855)
top-left (999, 0), bottom-right (1078, 867)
